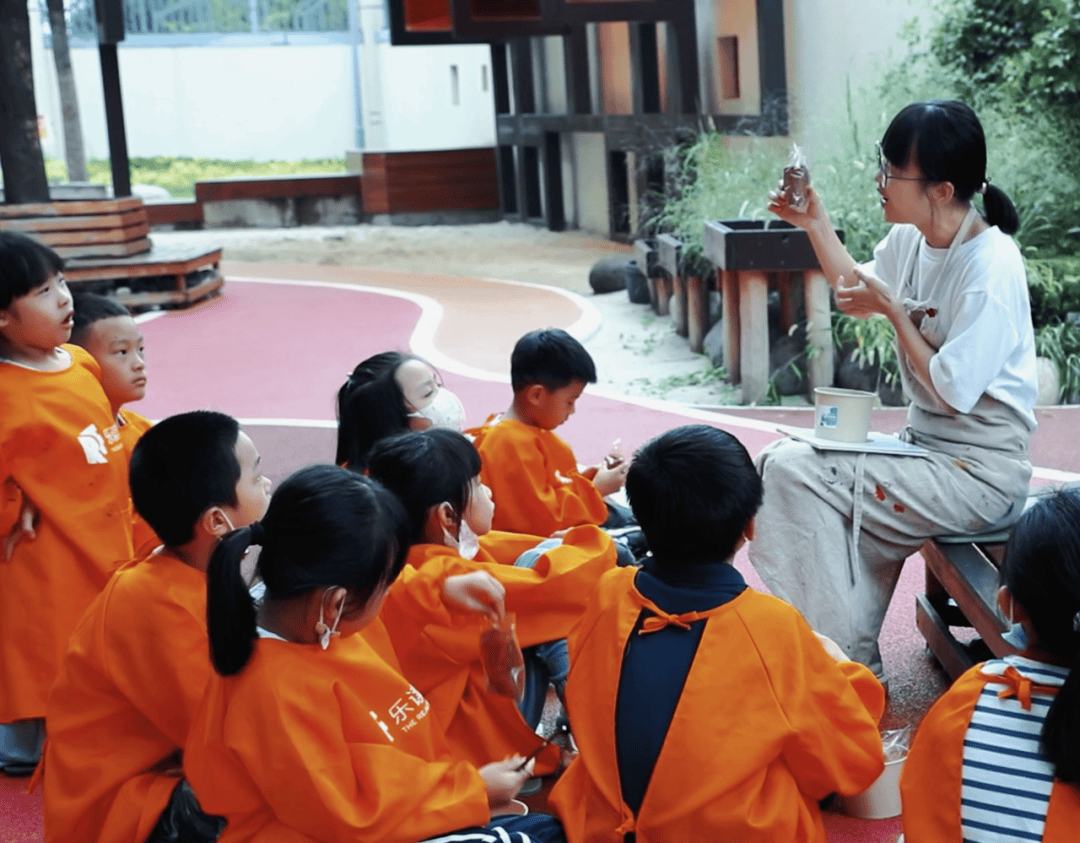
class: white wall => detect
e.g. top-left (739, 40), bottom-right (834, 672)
top-left (783, 0), bottom-right (922, 157)
top-left (32, 39), bottom-right (496, 162)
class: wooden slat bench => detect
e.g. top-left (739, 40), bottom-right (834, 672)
top-left (0, 198), bottom-right (222, 310)
top-left (916, 485), bottom-right (1078, 681)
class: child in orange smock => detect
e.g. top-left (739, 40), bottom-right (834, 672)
top-left (367, 428), bottom-right (618, 774)
top-left (40, 411), bottom-right (272, 843)
top-left (0, 232), bottom-right (132, 774)
top-left (468, 328), bottom-right (632, 541)
top-left (549, 425), bottom-right (886, 843)
top-left (71, 292), bottom-right (157, 554)
top-left (185, 465), bottom-right (568, 843)
top-left (901, 488), bottom-right (1080, 842)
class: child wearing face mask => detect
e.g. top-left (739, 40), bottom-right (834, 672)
top-left (185, 465), bottom-right (568, 843)
top-left (335, 351), bottom-right (467, 472)
top-left (41, 411), bottom-right (271, 843)
top-left (367, 429), bottom-right (618, 776)
top-left (901, 488), bottom-right (1080, 842)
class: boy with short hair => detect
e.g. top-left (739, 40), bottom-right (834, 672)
top-left (71, 293), bottom-right (157, 553)
top-left (42, 411), bottom-right (272, 843)
top-left (70, 293), bottom-right (149, 454)
top-left (549, 425), bottom-right (886, 843)
top-left (0, 232), bottom-right (132, 774)
top-left (469, 328), bottom-right (628, 538)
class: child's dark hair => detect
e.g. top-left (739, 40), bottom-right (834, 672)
top-left (626, 425), bottom-right (762, 566)
top-left (0, 231), bottom-right (64, 309)
top-left (129, 411), bottom-right (241, 546)
top-left (207, 465), bottom-right (410, 676)
top-left (881, 100), bottom-right (1019, 235)
top-left (70, 292), bottom-right (131, 346)
top-left (335, 351), bottom-right (422, 470)
top-left (510, 328), bottom-right (597, 393)
top-left (1001, 488), bottom-right (1080, 783)
top-left (366, 428), bottom-right (480, 544)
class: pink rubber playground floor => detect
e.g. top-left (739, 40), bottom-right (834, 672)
top-left (4, 262), bottom-right (1078, 841)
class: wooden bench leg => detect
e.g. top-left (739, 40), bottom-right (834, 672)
top-left (738, 270), bottom-right (769, 403)
top-left (687, 275), bottom-right (708, 353)
top-left (673, 276), bottom-right (689, 337)
top-left (721, 269), bottom-right (740, 383)
top-left (655, 277), bottom-right (673, 316)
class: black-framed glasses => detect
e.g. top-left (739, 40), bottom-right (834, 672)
top-left (875, 142), bottom-right (930, 188)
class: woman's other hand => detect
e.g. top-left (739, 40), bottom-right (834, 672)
top-left (835, 266), bottom-right (899, 320)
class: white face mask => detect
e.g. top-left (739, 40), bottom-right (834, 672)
top-left (441, 509), bottom-right (480, 561)
top-left (409, 387), bottom-right (467, 431)
top-left (315, 587), bottom-right (343, 650)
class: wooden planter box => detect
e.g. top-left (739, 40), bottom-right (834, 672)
top-left (702, 220), bottom-right (842, 403)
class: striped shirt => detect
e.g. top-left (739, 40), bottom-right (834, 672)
top-left (960, 656), bottom-right (1068, 843)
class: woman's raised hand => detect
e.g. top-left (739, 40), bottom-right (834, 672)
top-left (767, 181), bottom-right (825, 230)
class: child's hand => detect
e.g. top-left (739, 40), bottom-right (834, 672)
top-left (442, 571), bottom-right (506, 621)
top-left (480, 756), bottom-right (533, 805)
top-left (813, 631), bottom-right (849, 663)
top-left (3, 488), bottom-right (38, 563)
top-left (593, 461), bottom-right (629, 497)
top-left (605, 438), bottom-right (625, 469)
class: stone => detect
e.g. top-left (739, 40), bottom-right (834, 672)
top-left (625, 260), bottom-right (651, 304)
top-left (770, 332), bottom-right (807, 396)
top-left (703, 318), bottom-right (725, 369)
top-left (589, 256), bottom-right (631, 294)
top-left (132, 183), bottom-right (173, 202)
top-left (1036, 356), bottom-right (1062, 405)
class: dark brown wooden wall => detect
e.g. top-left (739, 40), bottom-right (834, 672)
top-left (361, 148), bottom-right (499, 214)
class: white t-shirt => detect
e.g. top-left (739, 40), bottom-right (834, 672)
top-left (864, 223), bottom-right (1037, 429)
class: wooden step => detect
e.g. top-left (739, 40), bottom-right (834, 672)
top-left (53, 237), bottom-right (153, 259)
top-left (1, 209), bottom-right (148, 232)
top-left (36, 222), bottom-right (150, 248)
top-left (64, 244), bottom-right (223, 282)
top-left (0, 197), bottom-right (143, 219)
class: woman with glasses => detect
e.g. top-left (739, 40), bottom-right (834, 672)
top-left (748, 100), bottom-right (1036, 687)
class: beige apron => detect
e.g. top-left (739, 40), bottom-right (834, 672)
top-left (748, 208), bottom-right (1033, 675)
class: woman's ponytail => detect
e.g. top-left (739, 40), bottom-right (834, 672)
top-left (1042, 632), bottom-right (1080, 783)
top-left (983, 183), bottom-right (1019, 236)
top-left (206, 525), bottom-right (261, 676)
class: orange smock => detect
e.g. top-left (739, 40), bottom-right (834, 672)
top-left (389, 526), bottom-right (617, 775)
top-left (468, 415), bottom-right (608, 536)
top-left (42, 551), bottom-right (209, 843)
top-left (183, 624), bottom-right (491, 843)
top-left (549, 567), bottom-right (886, 843)
top-left (0, 345), bottom-right (132, 722)
top-left (117, 408), bottom-right (159, 556)
top-left (901, 659), bottom-right (1080, 842)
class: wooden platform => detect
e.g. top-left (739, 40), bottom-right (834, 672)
top-left (0, 198), bottom-right (222, 310)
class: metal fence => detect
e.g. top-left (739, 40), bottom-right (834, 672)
top-left (55, 0), bottom-right (348, 38)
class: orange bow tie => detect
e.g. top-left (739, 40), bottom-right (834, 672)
top-left (639, 610), bottom-right (707, 634)
top-left (978, 665), bottom-right (1059, 710)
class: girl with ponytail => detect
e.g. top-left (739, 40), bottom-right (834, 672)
top-left (751, 100), bottom-right (1037, 683)
top-left (366, 429), bottom-right (617, 776)
top-left (188, 464), bottom-right (567, 843)
top-left (901, 488), bottom-right (1080, 840)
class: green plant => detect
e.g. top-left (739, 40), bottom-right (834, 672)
top-left (1026, 257), bottom-right (1080, 329)
top-left (832, 313), bottom-right (901, 387)
top-left (1035, 320), bottom-right (1080, 402)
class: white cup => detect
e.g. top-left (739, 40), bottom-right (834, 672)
top-left (840, 756), bottom-right (906, 819)
top-left (814, 387), bottom-right (874, 443)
